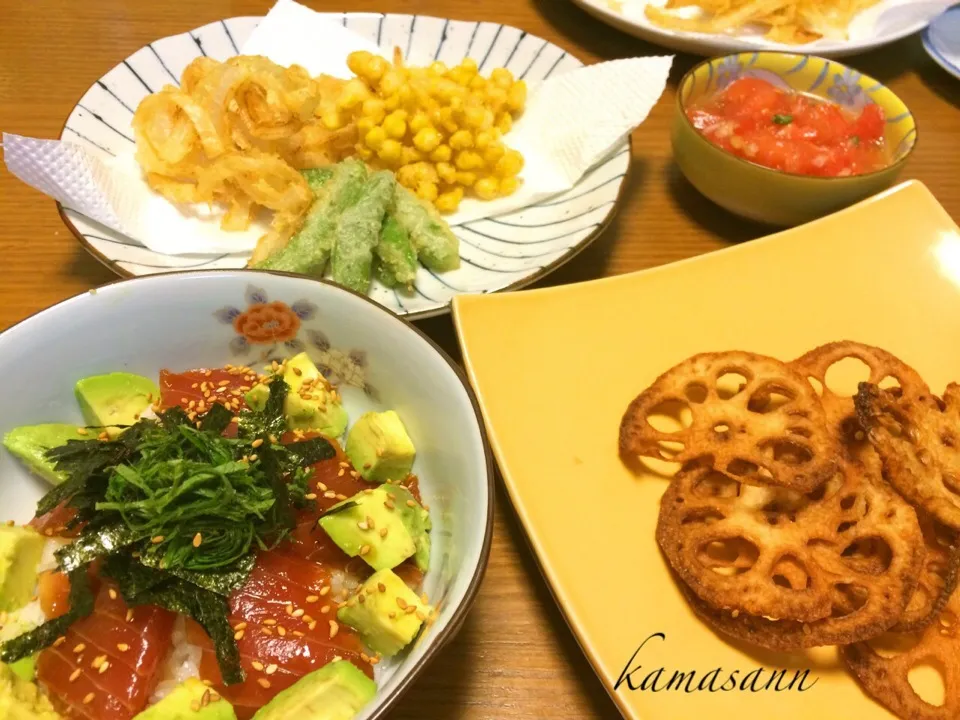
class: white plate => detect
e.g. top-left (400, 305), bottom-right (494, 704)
top-left (923, 2), bottom-right (960, 80)
top-left (570, 0), bottom-right (951, 57)
top-left (59, 13), bottom-right (630, 320)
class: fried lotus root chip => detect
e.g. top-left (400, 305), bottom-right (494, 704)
top-left (619, 351), bottom-right (838, 491)
top-left (844, 584), bottom-right (960, 720)
top-left (660, 461), bottom-right (924, 632)
top-left (791, 341), bottom-right (929, 467)
top-left (857, 383), bottom-right (960, 530)
top-left (892, 513), bottom-right (960, 633)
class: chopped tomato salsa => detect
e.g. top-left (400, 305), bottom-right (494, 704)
top-left (687, 77), bottom-right (889, 177)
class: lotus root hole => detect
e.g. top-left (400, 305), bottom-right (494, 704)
top-left (830, 582), bottom-right (869, 617)
top-left (715, 371), bottom-right (749, 400)
top-left (656, 440), bottom-right (685, 460)
top-left (697, 538), bottom-right (759, 576)
top-left (907, 660), bottom-right (947, 708)
top-left (940, 611), bottom-right (957, 638)
top-left (759, 439), bottom-right (813, 466)
top-left (840, 536), bottom-right (893, 574)
top-left (713, 422), bottom-right (731, 439)
top-left (747, 385), bottom-right (795, 414)
top-left (691, 471), bottom-right (741, 499)
top-left (840, 494), bottom-right (858, 510)
top-left (878, 375), bottom-right (902, 390)
top-left (805, 375), bottom-right (824, 396)
top-left (823, 356), bottom-right (872, 397)
top-left (684, 382), bottom-right (708, 404)
top-left (645, 399), bottom-right (693, 433)
top-left (942, 431), bottom-right (956, 448)
top-left (940, 472), bottom-right (960, 497)
top-left (726, 459), bottom-right (759, 477)
top-left (680, 509), bottom-right (725, 527)
top-left (786, 426), bottom-right (812, 439)
top-left (770, 555), bottom-right (810, 590)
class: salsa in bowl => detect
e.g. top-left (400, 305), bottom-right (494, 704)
top-left (672, 52), bottom-right (917, 226)
top-left (0, 271), bottom-right (493, 720)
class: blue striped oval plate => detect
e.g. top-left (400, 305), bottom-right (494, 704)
top-left (59, 14), bottom-right (631, 320)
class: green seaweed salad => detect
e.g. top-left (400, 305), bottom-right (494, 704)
top-left (0, 377), bottom-right (336, 686)
top-left (253, 159), bottom-right (461, 292)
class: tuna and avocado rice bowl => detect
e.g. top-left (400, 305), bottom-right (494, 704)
top-left (0, 353), bottom-right (434, 719)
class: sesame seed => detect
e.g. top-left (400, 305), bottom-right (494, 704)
top-left (265, 663), bottom-right (278, 675)
top-left (233, 622), bottom-right (248, 631)
top-left (193, 533), bottom-right (203, 548)
top-left (151, 535), bottom-right (164, 544)
top-left (201, 688), bottom-right (212, 707)
top-left (306, 595), bottom-right (319, 603)
top-left (357, 520), bottom-right (369, 531)
top-left (337, 469), bottom-right (346, 477)
top-left (378, 583), bottom-right (387, 593)
top-left (388, 611), bottom-right (397, 619)
top-left (76, 427), bottom-right (89, 436)
top-left (252, 438), bottom-right (264, 448)
top-left (309, 620), bottom-right (318, 630)
top-left (53, 636), bottom-right (66, 648)
top-left (218, 380), bottom-right (230, 387)
top-left (320, 606), bottom-right (330, 615)
top-left (384, 500), bottom-right (395, 510)
top-left (380, 528), bottom-right (388, 538)
top-left (359, 545), bottom-right (371, 556)
top-left (269, 434), bottom-right (278, 444)
top-left (117, 643), bottom-right (130, 652)
top-left (293, 630), bottom-right (305, 637)
top-left (191, 701), bottom-right (202, 712)
top-left (249, 454), bottom-right (258, 462)
top-left (292, 367), bottom-right (303, 376)
top-left (262, 628), bottom-right (274, 636)
top-left (258, 678), bottom-right (272, 689)
top-left (92, 655), bottom-right (107, 669)
top-left (302, 614), bottom-right (314, 624)
top-left (83, 692), bottom-right (95, 705)
top-left (263, 619), bottom-right (277, 626)
top-left (251, 661), bottom-right (264, 671)
top-left (99, 661), bottom-right (110, 674)
top-left (286, 603), bottom-right (294, 616)
top-left (320, 586), bottom-right (331, 596)
top-left (396, 597), bottom-right (408, 610)
top-left (69, 668), bottom-right (82, 682)
top-left (126, 609), bottom-right (135, 622)
top-left (73, 644), bottom-right (86, 653)
top-left (336, 493), bottom-right (348, 501)
top-left (323, 491), bottom-right (337, 498)
top-left (416, 610), bottom-right (427, 621)
top-left (108, 588), bottom-right (117, 600)
top-left (305, 493), bottom-right (317, 500)
top-left (278, 626), bottom-right (287, 637)
top-left (406, 500), bottom-right (417, 508)
top-left (234, 630), bottom-right (245, 640)
top-left (405, 605), bottom-right (417, 615)
top-left (329, 620), bottom-right (339, 639)
top-left (363, 463), bottom-right (372, 470)
top-left (366, 515), bottom-right (375, 530)
top-left (292, 608), bottom-right (305, 618)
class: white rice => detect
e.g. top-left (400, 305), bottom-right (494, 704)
top-left (149, 615), bottom-right (201, 704)
top-left (0, 599), bottom-right (46, 644)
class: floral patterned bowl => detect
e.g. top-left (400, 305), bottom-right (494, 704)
top-left (672, 52), bottom-right (917, 226)
top-left (0, 270), bottom-right (493, 720)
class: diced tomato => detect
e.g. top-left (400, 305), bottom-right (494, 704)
top-left (687, 78), bottom-right (889, 177)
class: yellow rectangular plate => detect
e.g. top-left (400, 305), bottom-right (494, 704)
top-left (452, 180), bottom-right (960, 719)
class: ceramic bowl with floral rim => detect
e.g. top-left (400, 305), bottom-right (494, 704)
top-left (0, 270), bottom-right (493, 720)
top-left (671, 52), bottom-right (917, 226)
top-left (57, 13), bottom-right (631, 320)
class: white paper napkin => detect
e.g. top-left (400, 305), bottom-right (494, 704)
top-left (1, 0), bottom-right (672, 256)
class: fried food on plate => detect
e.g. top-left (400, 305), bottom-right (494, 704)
top-left (619, 351), bottom-right (839, 492)
top-left (644, 0), bottom-right (882, 44)
top-left (791, 341), bottom-right (930, 468)
top-left (133, 55), bottom-right (356, 245)
top-left (857, 382), bottom-right (960, 530)
top-left (660, 460), bottom-right (924, 648)
top-left (844, 579), bottom-right (960, 720)
top-left (890, 513), bottom-right (960, 633)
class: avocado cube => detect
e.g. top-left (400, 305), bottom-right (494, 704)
top-left (7, 656), bottom-right (37, 683)
top-left (75, 372), bottom-right (159, 435)
top-left (389, 485), bottom-right (431, 572)
top-left (3, 423), bottom-right (90, 485)
top-left (338, 569), bottom-right (433, 657)
top-left (318, 488), bottom-right (416, 571)
top-left (280, 353), bottom-right (348, 437)
top-left (0, 526), bottom-right (45, 612)
top-left (251, 660), bottom-right (375, 720)
top-left (345, 411), bottom-right (416, 483)
top-left (0, 662), bottom-right (60, 719)
top-left (132, 678), bottom-right (237, 719)
top-left (244, 384), bottom-right (270, 412)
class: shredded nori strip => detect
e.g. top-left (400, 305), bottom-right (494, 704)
top-left (199, 403), bottom-right (234, 435)
top-left (0, 566), bottom-right (95, 663)
top-left (55, 521), bottom-right (148, 572)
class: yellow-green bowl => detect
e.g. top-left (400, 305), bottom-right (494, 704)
top-left (672, 52), bottom-right (917, 227)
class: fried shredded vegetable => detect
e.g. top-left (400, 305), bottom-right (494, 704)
top-left (132, 55), bottom-right (357, 245)
top-left (644, 0), bottom-right (882, 43)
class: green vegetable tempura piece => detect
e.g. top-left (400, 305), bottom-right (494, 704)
top-left (373, 260), bottom-right (399, 289)
top-left (255, 159), bottom-right (368, 276)
top-left (391, 184), bottom-right (460, 272)
top-left (375, 215), bottom-right (418, 288)
top-left (331, 171), bottom-right (396, 294)
top-left (301, 167), bottom-right (334, 192)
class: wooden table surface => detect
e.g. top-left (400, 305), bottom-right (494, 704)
top-left (2, 1), bottom-right (960, 717)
